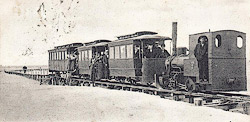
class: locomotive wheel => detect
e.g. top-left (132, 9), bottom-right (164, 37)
top-left (185, 78), bottom-right (195, 92)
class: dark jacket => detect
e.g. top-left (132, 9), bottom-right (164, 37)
top-left (102, 54), bottom-right (109, 79)
top-left (144, 49), bottom-right (153, 58)
top-left (152, 46), bottom-right (162, 58)
top-left (194, 42), bottom-right (208, 61)
top-left (102, 55), bottom-right (109, 67)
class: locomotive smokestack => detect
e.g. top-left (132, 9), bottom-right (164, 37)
top-left (172, 22), bottom-right (177, 56)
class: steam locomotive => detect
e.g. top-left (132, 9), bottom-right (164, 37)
top-left (48, 22), bottom-right (247, 92)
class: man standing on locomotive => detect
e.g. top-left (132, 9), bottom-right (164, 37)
top-left (194, 36), bottom-right (208, 82)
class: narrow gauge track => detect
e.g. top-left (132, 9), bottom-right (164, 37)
top-left (4, 70), bottom-right (250, 115)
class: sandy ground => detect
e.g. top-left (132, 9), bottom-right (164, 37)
top-left (0, 73), bottom-right (250, 122)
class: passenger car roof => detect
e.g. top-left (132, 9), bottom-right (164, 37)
top-left (114, 35), bottom-right (172, 42)
top-left (78, 40), bottom-right (111, 50)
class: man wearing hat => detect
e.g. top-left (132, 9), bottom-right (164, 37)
top-left (194, 36), bottom-right (208, 82)
top-left (153, 41), bottom-right (162, 58)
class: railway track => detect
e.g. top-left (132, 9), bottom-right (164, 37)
top-left (4, 69), bottom-right (250, 115)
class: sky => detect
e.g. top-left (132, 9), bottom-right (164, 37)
top-left (0, 0), bottom-right (250, 66)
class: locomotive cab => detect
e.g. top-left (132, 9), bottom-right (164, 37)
top-left (184, 30), bottom-right (246, 91)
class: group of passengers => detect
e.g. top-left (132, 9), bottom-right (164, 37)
top-left (143, 41), bottom-right (170, 58)
top-left (65, 49), bottom-right (109, 81)
top-left (89, 50), bottom-right (109, 81)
